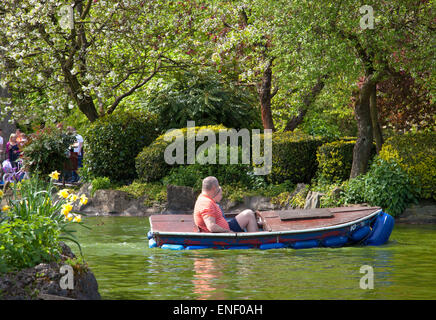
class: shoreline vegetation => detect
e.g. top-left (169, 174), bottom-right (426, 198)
top-left (0, 174), bottom-right (100, 300)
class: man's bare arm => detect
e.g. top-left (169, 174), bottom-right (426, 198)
top-left (203, 215), bottom-right (230, 233)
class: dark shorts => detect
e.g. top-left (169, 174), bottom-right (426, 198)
top-left (227, 218), bottom-right (244, 232)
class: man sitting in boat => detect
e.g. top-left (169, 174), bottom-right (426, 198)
top-left (193, 176), bottom-right (260, 233)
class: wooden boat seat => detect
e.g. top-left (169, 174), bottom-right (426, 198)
top-left (278, 209), bottom-right (334, 221)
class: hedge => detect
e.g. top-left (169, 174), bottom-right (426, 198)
top-left (82, 111), bottom-right (160, 183)
top-left (266, 132), bottom-right (326, 184)
top-left (316, 139), bottom-right (376, 183)
top-left (379, 132), bottom-right (436, 200)
top-left (137, 128), bottom-right (327, 186)
top-left (135, 125), bottom-right (228, 182)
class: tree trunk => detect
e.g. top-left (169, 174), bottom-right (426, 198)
top-left (258, 59), bottom-right (275, 131)
top-left (350, 76), bottom-right (375, 179)
top-left (77, 95), bottom-right (99, 123)
top-left (284, 108), bottom-right (307, 132)
top-left (369, 84), bottom-right (384, 153)
top-left (284, 75), bottom-right (327, 131)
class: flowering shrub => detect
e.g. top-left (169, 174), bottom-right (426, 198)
top-left (0, 173), bottom-right (88, 273)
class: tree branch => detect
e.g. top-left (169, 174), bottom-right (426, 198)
top-left (106, 59), bottom-right (162, 115)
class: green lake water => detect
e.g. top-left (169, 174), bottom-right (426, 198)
top-left (67, 216), bottom-right (436, 300)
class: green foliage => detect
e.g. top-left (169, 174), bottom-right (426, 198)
top-left (161, 142), bottom-right (267, 190)
top-left (341, 157), bottom-right (417, 216)
top-left (83, 111), bottom-right (159, 183)
top-left (379, 132), bottom-right (436, 200)
top-left (316, 139), bottom-right (376, 183)
top-left (222, 181), bottom-right (295, 203)
top-left (147, 70), bottom-right (261, 131)
top-left (267, 132), bottom-right (326, 184)
top-left (162, 165), bottom-right (204, 191)
top-left (0, 176), bottom-right (87, 273)
top-left (271, 185), bottom-right (309, 209)
top-left (22, 127), bottom-right (76, 176)
top-left (117, 181), bottom-right (167, 207)
top-left (135, 125), bottom-right (227, 182)
top-left (90, 177), bottom-right (112, 196)
top-left (0, 215), bottom-right (61, 272)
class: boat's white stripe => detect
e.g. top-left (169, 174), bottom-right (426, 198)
top-left (150, 209), bottom-right (382, 238)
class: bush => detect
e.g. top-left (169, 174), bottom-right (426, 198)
top-left (136, 124), bottom-right (227, 182)
top-left (341, 157), bottom-right (417, 216)
top-left (379, 132), bottom-right (436, 200)
top-left (117, 181), bottom-right (167, 206)
top-left (316, 139), bottom-right (376, 183)
top-left (161, 142), bottom-right (267, 190)
top-left (90, 176), bottom-right (112, 196)
top-left (147, 70), bottom-right (261, 131)
top-left (83, 111), bottom-right (159, 183)
top-left (267, 132), bottom-right (326, 184)
top-left (22, 127), bottom-right (76, 176)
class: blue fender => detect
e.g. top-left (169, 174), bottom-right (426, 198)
top-left (350, 225), bottom-right (371, 242)
top-left (323, 236), bottom-right (348, 247)
top-left (148, 238), bottom-right (157, 248)
top-left (291, 240), bottom-right (319, 249)
top-left (185, 245), bottom-right (213, 250)
top-left (364, 212), bottom-right (394, 246)
top-left (259, 243), bottom-right (287, 250)
top-left (161, 244), bottom-right (185, 250)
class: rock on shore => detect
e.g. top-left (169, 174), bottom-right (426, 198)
top-left (0, 242), bottom-right (101, 300)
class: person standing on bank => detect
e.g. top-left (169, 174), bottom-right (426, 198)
top-left (0, 129), bottom-right (4, 162)
top-left (193, 176), bottom-right (260, 233)
top-left (67, 126), bottom-right (83, 183)
top-left (8, 133), bottom-right (20, 168)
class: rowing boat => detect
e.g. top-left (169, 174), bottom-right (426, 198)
top-left (148, 206), bottom-right (394, 250)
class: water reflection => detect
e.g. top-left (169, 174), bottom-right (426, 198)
top-left (193, 257), bottom-right (218, 299)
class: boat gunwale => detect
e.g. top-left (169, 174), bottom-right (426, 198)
top-left (150, 209), bottom-right (381, 239)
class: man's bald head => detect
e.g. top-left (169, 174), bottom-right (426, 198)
top-left (202, 176), bottom-right (219, 192)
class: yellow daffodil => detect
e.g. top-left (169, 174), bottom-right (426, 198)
top-left (2, 205), bottom-right (10, 212)
top-left (68, 194), bottom-right (78, 202)
top-left (49, 171), bottom-right (60, 180)
top-left (65, 213), bottom-right (74, 221)
top-left (0, 190), bottom-right (3, 197)
top-left (79, 194), bottom-right (88, 205)
top-left (73, 214), bottom-right (82, 223)
top-left (58, 189), bottom-right (70, 199)
top-left (61, 203), bottom-right (73, 216)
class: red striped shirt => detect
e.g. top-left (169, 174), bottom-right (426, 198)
top-left (193, 193), bottom-right (229, 232)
